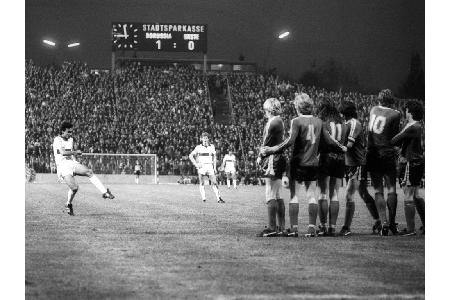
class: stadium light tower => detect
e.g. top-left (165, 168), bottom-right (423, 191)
top-left (42, 39), bottom-right (56, 47)
top-left (263, 30), bottom-right (291, 71)
top-left (67, 42), bottom-right (80, 48)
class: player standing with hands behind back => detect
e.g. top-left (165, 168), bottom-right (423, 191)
top-left (53, 121), bottom-right (115, 216)
top-left (256, 98), bottom-right (287, 237)
top-left (189, 132), bottom-right (225, 203)
top-left (366, 89), bottom-right (401, 235)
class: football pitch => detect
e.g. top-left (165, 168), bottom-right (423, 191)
top-left (25, 181), bottom-right (424, 299)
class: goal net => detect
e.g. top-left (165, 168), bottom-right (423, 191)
top-left (79, 153), bottom-right (158, 184)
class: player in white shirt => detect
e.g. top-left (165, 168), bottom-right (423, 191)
top-left (189, 132), bottom-right (225, 203)
top-left (221, 149), bottom-right (238, 189)
top-left (134, 161), bottom-right (141, 184)
top-left (53, 122), bottom-right (115, 216)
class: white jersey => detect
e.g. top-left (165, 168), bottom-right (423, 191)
top-left (192, 144), bottom-right (216, 165)
top-left (223, 154), bottom-right (237, 172)
top-left (134, 164), bottom-right (141, 171)
top-left (53, 136), bottom-right (75, 166)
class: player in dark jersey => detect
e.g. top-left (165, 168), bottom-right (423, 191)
top-left (316, 100), bottom-right (348, 237)
top-left (367, 89), bottom-right (401, 236)
top-left (256, 98), bottom-right (287, 237)
top-left (262, 93), bottom-right (342, 237)
top-left (339, 101), bottom-right (381, 236)
top-left (391, 100), bottom-right (425, 236)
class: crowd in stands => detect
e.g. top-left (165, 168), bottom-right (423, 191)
top-left (25, 59), bottom-right (412, 180)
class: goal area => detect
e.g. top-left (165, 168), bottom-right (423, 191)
top-left (79, 153), bottom-right (158, 184)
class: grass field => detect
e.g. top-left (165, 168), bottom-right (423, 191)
top-left (25, 181), bottom-right (424, 299)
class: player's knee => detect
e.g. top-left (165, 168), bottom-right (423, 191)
top-left (85, 169), bottom-right (94, 177)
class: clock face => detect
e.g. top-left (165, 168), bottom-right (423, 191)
top-left (112, 23), bottom-right (139, 49)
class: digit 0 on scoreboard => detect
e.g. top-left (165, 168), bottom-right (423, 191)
top-left (112, 22), bottom-right (207, 53)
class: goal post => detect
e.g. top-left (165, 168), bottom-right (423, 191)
top-left (79, 153), bottom-right (158, 184)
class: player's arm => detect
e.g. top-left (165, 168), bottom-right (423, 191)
top-left (261, 119), bottom-right (298, 156)
top-left (391, 125), bottom-right (419, 146)
top-left (321, 125), bottom-right (347, 153)
top-left (346, 120), bottom-right (361, 149)
top-left (188, 148), bottom-right (200, 169)
top-left (220, 156), bottom-right (226, 170)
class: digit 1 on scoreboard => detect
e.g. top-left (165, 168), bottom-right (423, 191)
top-left (156, 40), bottom-right (161, 50)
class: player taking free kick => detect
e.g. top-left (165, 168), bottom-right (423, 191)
top-left (53, 121), bottom-right (115, 216)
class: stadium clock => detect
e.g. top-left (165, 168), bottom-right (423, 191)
top-left (112, 22), bottom-right (208, 53)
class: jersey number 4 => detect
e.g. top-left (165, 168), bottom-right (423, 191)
top-left (369, 114), bottom-right (386, 134)
top-left (306, 124), bottom-right (316, 144)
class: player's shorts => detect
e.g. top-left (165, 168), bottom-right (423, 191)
top-left (57, 160), bottom-right (82, 179)
top-left (398, 160), bottom-right (424, 187)
top-left (225, 170), bottom-right (237, 179)
top-left (366, 149), bottom-right (397, 179)
top-left (319, 153), bottom-right (345, 179)
top-left (134, 170), bottom-right (141, 176)
top-left (345, 165), bottom-right (364, 181)
top-left (260, 154), bottom-right (286, 180)
top-left (197, 163), bottom-right (215, 177)
top-left (290, 158), bottom-right (318, 182)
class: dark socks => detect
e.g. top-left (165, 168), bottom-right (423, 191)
top-left (276, 199), bottom-right (285, 231)
top-left (344, 201), bottom-right (355, 228)
top-left (387, 193), bottom-right (398, 226)
top-left (308, 203), bottom-right (318, 226)
top-left (267, 199), bottom-right (278, 231)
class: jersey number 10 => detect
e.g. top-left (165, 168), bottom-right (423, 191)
top-left (369, 114), bottom-right (386, 134)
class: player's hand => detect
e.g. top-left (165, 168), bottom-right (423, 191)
top-left (340, 145), bottom-right (347, 153)
top-left (256, 156), bottom-right (261, 165)
top-left (195, 163), bottom-right (202, 169)
top-left (282, 175), bottom-right (289, 188)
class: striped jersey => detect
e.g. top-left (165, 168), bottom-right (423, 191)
top-left (345, 118), bottom-right (366, 166)
top-left (191, 144), bottom-right (216, 164)
top-left (52, 136), bottom-right (75, 165)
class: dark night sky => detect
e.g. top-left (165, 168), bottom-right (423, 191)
top-left (25, 0), bottom-right (424, 92)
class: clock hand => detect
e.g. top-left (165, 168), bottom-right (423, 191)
top-left (123, 24), bottom-right (128, 39)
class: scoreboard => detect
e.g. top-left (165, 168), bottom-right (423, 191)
top-left (112, 22), bottom-right (207, 53)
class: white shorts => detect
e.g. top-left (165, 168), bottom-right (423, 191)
top-left (198, 163), bottom-right (215, 176)
top-left (57, 160), bottom-right (82, 179)
top-left (224, 167), bottom-right (236, 174)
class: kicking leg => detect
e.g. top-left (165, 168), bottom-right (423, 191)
top-left (74, 163), bottom-right (114, 199)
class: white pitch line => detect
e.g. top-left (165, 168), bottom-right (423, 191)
top-left (212, 294), bottom-right (424, 300)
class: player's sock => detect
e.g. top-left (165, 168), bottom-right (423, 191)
top-left (359, 184), bottom-right (379, 220)
top-left (374, 192), bottom-right (388, 224)
top-left (318, 198), bottom-right (328, 226)
top-left (267, 199), bottom-right (278, 231)
top-left (329, 200), bottom-right (339, 228)
top-left (344, 201), bottom-right (355, 228)
top-left (67, 189), bottom-right (77, 205)
top-left (227, 179), bottom-right (230, 188)
top-left (289, 203), bottom-right (299, 230)
top-left (276, 199), bottom-right (285, 231)
top-left (308, 203), bottom-right (319, 227)
top-left (136, 177), bottom-right (139, 184)
top-left (89, 175), bottom-right (107, 194)
top-left (233, 180), bottom-right (237, 189)
top-left (404, 200), bottom-right (416, 232)
top-left (212, 185), bottom-right (221, 200)
top-left (414, 196), bottom-right (425, 228)
top-left (386, 193), bottom-right (398, 226)
top-left (199, 185), bottom-right (206, 200)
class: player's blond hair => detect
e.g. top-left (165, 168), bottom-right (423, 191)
top-left (293, 93), bottom-right (313, 115)
top-left (263, 98), bottom-right (282, 116)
